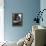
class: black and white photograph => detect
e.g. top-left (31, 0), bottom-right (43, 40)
top-left (12, 13), bottom-right (23, 26)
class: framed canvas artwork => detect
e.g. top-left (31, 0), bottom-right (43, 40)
top-left (12, 13), bottom-right (23, 26)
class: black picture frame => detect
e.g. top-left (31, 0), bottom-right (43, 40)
top-left (12, 13), bottom-right (23, 26)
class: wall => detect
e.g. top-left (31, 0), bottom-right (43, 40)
top-left (40, 0), bottom-right (46, 27)
top-left (4, 0), bottom-right (40, 42)
top-left (0, 0), bottom-right (4, 42)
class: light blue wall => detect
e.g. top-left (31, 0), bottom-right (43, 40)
top-left (4, 0), bottom-right (40, 42)
top-left (40, 0), bottom-right (46, 27)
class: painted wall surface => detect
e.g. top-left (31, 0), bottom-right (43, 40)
top-left (0, 0), bottom-right (4, 42)
top-left (40, 0), bottom-right (46, 27)
top-left (4, 0), bottom-right (40, 42)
